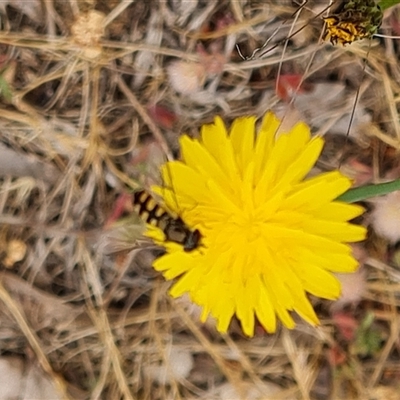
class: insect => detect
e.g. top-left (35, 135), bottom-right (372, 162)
top-left (239, 0), bottom-right (398, 137)
top-left (237, 0), bottom-right (384, 60)
top-left (132, 190), bottom-right (201, 252)
top-left (322, 0), bottom-right (383, 45)
top-left (234, 0), bottom-right (400, 176)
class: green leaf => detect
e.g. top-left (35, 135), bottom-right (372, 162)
top-left (0, 74), bottom-right (12, 102)
top-left (337, 179), bottom-right (400, 203)
top-left (379, 0), bottom-right (400, 11)
top-left (354, 313), bottom-right (382, 357)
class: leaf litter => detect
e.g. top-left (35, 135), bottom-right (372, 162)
top-left (0, 0), bottom-right (400, 398)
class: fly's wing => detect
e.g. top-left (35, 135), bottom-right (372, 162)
top-left (97, 192), bottom-right (149, 256)
top-left (97, 216), bottom-right (146, 255)
top-left (99, 190), bottom-right (174, 256)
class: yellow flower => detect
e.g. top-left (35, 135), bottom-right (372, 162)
top-left (147, 112), bottom-right (366, 337)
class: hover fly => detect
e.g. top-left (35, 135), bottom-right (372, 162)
top-left (132, 190), bottom-right (201, 252)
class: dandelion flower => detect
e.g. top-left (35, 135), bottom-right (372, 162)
top-left (146, 112), bottom-right (366, 337)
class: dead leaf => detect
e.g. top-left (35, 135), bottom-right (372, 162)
top-left (0, 356), bottom-right (63, 400)
top-left (0, 272), bottom-right (81, 331)
top-left (1, 0), bottom-right (42, 23)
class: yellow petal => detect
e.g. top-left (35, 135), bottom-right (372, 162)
top-left (283, 174), bottom-right (352, 210)
top-left (255, 278), bottom-right (277, 333)
top-left (236, 283), bottom-right (255, 337)
top-left (295, 247), bottom-right (360, 273)
top-left (294, 262), bottom-right (342, 300)
top-left (229, 116), bottom-right (256, 176)
top-left (274, 136), bottom-right (324, 189)
top-left (200, 116), bottom-right (239, 184)
top-left (312, 202), bottom-right (365, 221)
top-left (302, 220), bottom-right (367, 242)
top-left (180, 135), bottom-right (233, 195)
top-left (254, 112), bottom-right (279, 183)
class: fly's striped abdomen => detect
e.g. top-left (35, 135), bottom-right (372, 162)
top-left (133, 190), bottom-right (169, 227)
top-left (133, 190), bottom-right (201, 252)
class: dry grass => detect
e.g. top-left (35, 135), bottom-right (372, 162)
top-left (0, 0), bottom-right (400, 399)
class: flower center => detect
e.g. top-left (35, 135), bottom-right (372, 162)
top-left (231, 212), bottom-right (264, 243)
